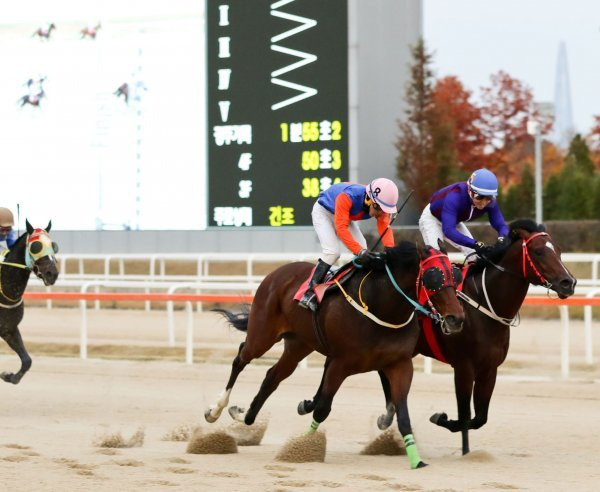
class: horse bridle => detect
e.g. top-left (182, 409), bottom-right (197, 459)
top-left (481, 232), bottom-right (553, 288)
top-left (458, 231), bottom-right (556, 326)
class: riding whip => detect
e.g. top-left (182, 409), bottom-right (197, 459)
top-left (370, 189), bottom-right (414, 251)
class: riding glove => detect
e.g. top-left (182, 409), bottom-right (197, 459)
top-left (355, 249), bottom-right (386, 268)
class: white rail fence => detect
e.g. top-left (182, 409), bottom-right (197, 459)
top-left (20, 252), bottom-right (600, 377)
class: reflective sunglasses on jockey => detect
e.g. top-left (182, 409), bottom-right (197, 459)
top-left (472, 193), bottom-right (493, 202)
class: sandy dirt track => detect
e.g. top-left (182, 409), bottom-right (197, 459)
top-left (0, 308), bottom-right (599, 491)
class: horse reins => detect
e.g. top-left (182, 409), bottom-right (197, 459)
top-left (459, 231), bottom-right (555, 326)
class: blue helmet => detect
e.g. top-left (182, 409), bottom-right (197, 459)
top-left (467, 169), bottom-right (498, 197)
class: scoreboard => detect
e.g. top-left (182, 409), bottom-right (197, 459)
top-left (206, 0), bottom-right (348, 227)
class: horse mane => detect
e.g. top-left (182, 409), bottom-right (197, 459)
top-left (384, 241), bottom-right (419, 271)
top-left (466, 218), bottom-right (545, 277)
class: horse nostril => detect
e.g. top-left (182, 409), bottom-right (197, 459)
top-left (560, 278), bottom-right (575, 291)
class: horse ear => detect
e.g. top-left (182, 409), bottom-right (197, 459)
top-left (26, 219), bottom-right (33, 234)
top-left (46, 220), bottom-right (52, 232)
top-left (437, 239), bottom-right (448, 255)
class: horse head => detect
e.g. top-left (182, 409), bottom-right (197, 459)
top-left (417, 240), bottom-right (465, 334)
top-left (25, 219), bottom-right (59, 286)
top-left (504, 220), bottom-right (576, 299)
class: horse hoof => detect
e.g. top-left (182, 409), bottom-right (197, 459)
top-left (297, 400), bottom-right (311, 415)
top-left (204, 407), bottom-right (221, 423)
top-left (416, 461), bottom-right (428, 468)
top-left (376, 414), bottom-right (393, 430)
top-left (228, 406), bottom-right (246, 422)
top-left (430, 412), bottom-right (448, 426)
top-left (0, 372), bottom-right (15, 384)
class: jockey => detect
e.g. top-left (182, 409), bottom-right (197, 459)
top-left (0, 207), bottom-right (17, 251)
top-left (419, 168), bottom-right (509, 258)
top-left (299, 178), bottom-right (398, 311)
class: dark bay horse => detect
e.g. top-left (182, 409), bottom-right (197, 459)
top-left (18, 90), bottom-right (45, 108)
top-left (0, 221), bottom-right (59, 384)
top-left (375, 219), bottom-right (576, 455)
top-left (32, 23), bottom-right (56, 40)
top-left (114, 83), bottom-right (129, 104)
top-left (205, 242), bottom-right (465, 469)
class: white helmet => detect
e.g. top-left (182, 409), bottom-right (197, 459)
top-left (366, 178), bottom-right (399, 213)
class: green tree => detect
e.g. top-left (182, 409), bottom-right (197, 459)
top-left (567, 134), bottom-right (595, 175)
top-left (502, 165), bottom-right (534, 220)
top-left (395, 39), bottom-right (440, 209)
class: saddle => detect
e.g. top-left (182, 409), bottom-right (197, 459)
top-left (293, 262), bottom-right (356, 306)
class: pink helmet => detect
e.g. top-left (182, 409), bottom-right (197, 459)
top-left (366, 178), bottom-right (398, 213)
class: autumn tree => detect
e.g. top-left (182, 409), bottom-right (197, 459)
top-left (432, 76), bottom-right (486, 173)
top-left (478, 71), bottom-right (552, 187)
top-left (500, 164), bottom-right (535, 220)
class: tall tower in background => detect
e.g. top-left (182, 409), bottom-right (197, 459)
top-left (552, 41), bottom-right (575, 148)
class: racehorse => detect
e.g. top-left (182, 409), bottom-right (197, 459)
top-left (205, 242), bottom-right (465, 469)
top-left (81, 23), bottom-right (101, 39)
top-left (114, 83), bottom-right (129, 104)
top-left (373, 219), bottom-right (576, 455)
top-left (0, 220), bottom-right (59, 385)
top-left (18, 90), bottom-right (45, 108)
top-left (32, 23), bottom-right (56, 40)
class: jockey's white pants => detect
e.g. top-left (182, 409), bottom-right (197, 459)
top-left (419, 204), bottom-right (475, 256)
top-left (312, 202), bottom-right (367, 266)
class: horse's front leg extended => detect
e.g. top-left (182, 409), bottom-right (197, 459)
top-left (376, 370), bottom-right (395, 430)
top-left (205, 342), bottom-right (247, 423)
top-left (385, 360), bottom-right (426, 469)
top-left (1, 327), bottom-right (32, 385)
top-left (430, 364), bottom-right (474, 455)
top-left (470, 366), bottom-right (498, 430)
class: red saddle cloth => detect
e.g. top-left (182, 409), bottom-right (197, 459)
top-left (293, 265), bottom-right (355, 305)
top-left (418, 263), bottom-right (471, 364)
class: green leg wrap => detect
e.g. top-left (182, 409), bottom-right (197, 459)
top-left (306, 419), bottom-right (320, 434)
top-left (403, 434), bottom-right (422, 469)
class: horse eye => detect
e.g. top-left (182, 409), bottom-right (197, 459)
top-left (52, 242), bottom-right (59, 253)
top-left (534, 249), bottom-right (544, 257)
top-left (29, 241), bottom-right (43, 254)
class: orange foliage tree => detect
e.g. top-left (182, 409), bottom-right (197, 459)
top-left (478, 71), bottom-right (553, 187)
top-left (432, 76), bottom-right (486, 173)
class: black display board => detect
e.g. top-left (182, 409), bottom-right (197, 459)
top-left (207, 0), bottom-right (348, 227)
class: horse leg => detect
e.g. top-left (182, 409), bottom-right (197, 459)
top-left (204, 341), bottom-right (248, 423)
top-left (1, 327), bottom-right (32, 384)
top-left (376, 370), bottom-right (395, 430)
top-left (469, 366), bottom-right (498, 430)
top-left (297, 357), bottom-right (330, 415)
top-left (230, 340), bottom-right (313, 425)
top-left (385, 360), bottom-right (427, 469)
top-left (307, 359), bottom-right (348, 434)
top-left (430, 364), bottom-right (474, 455)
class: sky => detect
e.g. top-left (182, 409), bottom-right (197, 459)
top-left (423, 0), bottom-right (600, 135)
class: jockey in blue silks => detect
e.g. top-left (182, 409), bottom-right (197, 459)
top-left (419, 169), bottom-right (509, 258)
top-left (0, 207), bottom-right (17, 251)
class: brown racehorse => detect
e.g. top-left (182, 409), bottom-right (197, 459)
top-left (32, 23), bottom-right (55, 40)
top-left (205, 242), bottom-right (465, 469)
top-left (374, 219), bottom-right (576, 455)
top-left (81, 23), bottom-right (101, 39)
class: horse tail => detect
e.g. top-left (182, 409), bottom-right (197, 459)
top-left (213, 307), bottom-right (250, 332)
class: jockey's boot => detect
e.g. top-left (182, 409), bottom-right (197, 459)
top-left (298, 259), bottom-right (331, 311)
